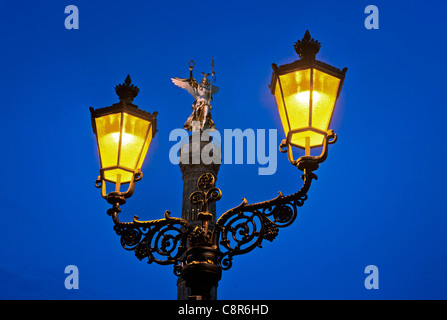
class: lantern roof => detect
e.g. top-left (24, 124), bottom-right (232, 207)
top-left (90, 75), bottom-right (158, 136)
top-left (269, 31), bottom-right (347, 95)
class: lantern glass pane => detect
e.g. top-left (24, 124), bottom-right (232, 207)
top-left (103, 168), bottom-right (134, 184)
top-left (137, 125), bottom-right (153, 169)
top-left (274, 81), bottom-right (290, 136)
top-left (290, 130), bottom-right (325, 149)
top-left (95, 113), bottom-right (121, 168)
top-left (119, 112), bottom-right (151, 170)
top-left (279, 69), bottom-right (311, 130)
top-left (311, 69), bottom-right (340, 131)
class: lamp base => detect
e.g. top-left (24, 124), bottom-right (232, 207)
top-left (297, 156), bottom-right (319, 172)
top-left (105, 192), bottom-right (127, 206)
top-left (180, 246), bottom-right (222, 300)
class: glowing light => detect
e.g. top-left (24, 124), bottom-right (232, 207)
top-left (94, 112), bottom-right (153, 183)
top-left (273, 68), bottom-right (341, 149)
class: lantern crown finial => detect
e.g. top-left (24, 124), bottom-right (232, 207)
top-left (115, 74), bottom-right (140, 102)
top-left (124, 74), bottom-right (132, 85)
top-left (294, 30), bottom-right (321, 60)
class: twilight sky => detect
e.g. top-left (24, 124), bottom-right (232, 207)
top-left (0, 0), bottom-right (446, 299)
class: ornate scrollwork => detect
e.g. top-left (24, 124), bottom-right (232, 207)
top-left (280, 130), bottom-right (337, 172)
top-left (190, 172), bottom-right (222, 215)
top-left (213, 169), bottom-right (317, 270)
top-left (197, 172), bottom-right (214, 190)
top-left (107, 202), bottom-right (191, 271)
top-left (102, 165), bottom-right (319, 281)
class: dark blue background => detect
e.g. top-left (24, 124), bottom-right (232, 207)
top-left (0, 0), bottom-right (446, 299)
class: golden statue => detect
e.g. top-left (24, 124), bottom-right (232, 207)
top-left (171, 59), bottom-right (219, 131)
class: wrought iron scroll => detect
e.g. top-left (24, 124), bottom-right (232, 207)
top-left (190, 172), bottom-right (222, 216)
top-left (213, 169), bottom-right (317, 270)
top-left (106, 202), bottom-right (191, 274)
top-left (102, 166), bottom-right (320, 274)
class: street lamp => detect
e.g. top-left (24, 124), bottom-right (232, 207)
top-left (90, 75), bottom-right (157, 203)
top-left (90, 31), bottom-right (346, 300)
top-left (270, 30), bottom-right (347, 171)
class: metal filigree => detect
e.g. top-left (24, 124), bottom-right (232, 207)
top-left (106, 201), bottom-right (191, 273)
top-left (279, 129), bottom-right (337, 171)
top-left (99, 162), bottom-right (321, 299)
top-left (213, 169), bottom-right (317, 270)
top-left (171, 59), bottom-right (219, 131)
top-left (95, 170), bottom-right (143, 206)
top-left (190, 173), bottom-right (222, 216)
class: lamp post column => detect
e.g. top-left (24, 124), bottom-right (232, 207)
top-left (177, 132), bottom-right (221, 300)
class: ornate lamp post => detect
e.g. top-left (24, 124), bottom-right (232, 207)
top-left (90, 31), bottom-right (347, 300)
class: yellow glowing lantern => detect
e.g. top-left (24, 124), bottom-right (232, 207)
top-left (90, 75), bottom-right (157, 192)
top-left (270, 31), bottom-right (347, 156)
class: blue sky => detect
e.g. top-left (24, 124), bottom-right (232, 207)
top-left (0, 0), bottom-right (446, 299)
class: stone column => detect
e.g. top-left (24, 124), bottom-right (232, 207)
top-left (177, 132), bottom-right (220, 300)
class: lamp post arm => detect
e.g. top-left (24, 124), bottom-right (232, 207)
top-left (106, 202), bottom-right (191, 273)
top-left (212, 169), bottom-right (318, 270)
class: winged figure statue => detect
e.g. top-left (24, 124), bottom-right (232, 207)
top-left (171, 60), bottom-right (219, 131)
